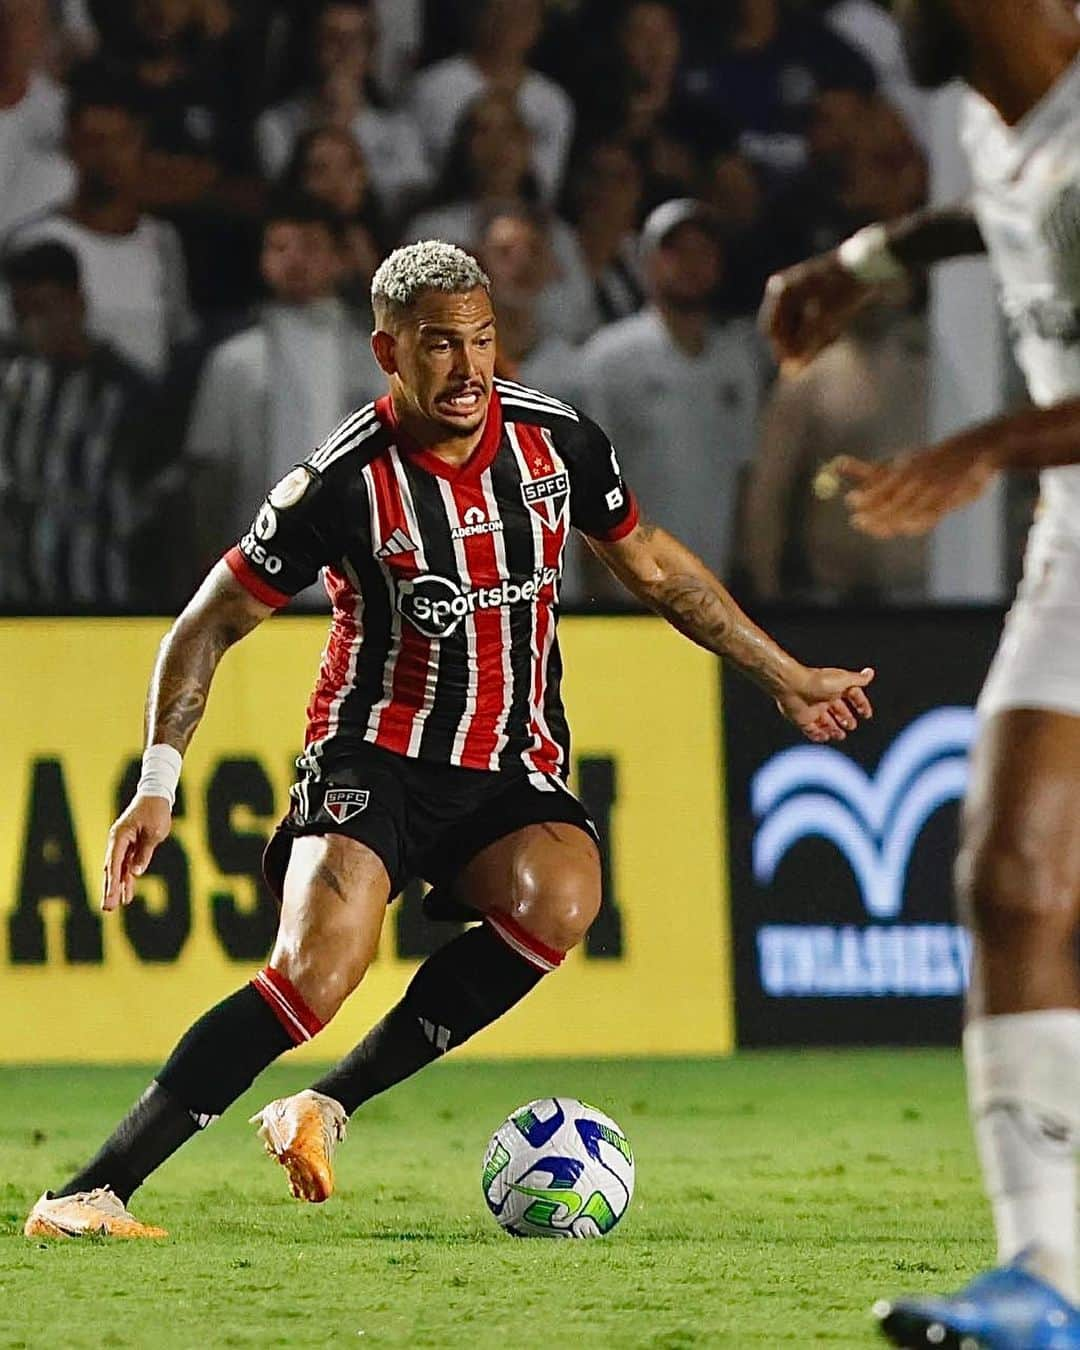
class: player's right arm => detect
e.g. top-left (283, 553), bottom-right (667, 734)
top-left (102, 562), bottom-right (274, 911)
top-left (760, 205), bottom-right (986, 370)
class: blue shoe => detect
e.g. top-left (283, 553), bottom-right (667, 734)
top-left (874, 1259), bottom-right (1080, 1349)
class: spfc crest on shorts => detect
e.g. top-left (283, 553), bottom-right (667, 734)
top-left (521, 471), bottom-right (569, 531)
top-left (323, 788), bottom-right (370, 824)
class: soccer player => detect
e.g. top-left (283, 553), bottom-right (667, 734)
top-left (761, 2), bottom-right (1080, 1345)
top-left (25, 240), bottom-right (874, 1240)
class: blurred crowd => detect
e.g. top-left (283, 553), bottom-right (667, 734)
top-left (0, 0), bottom-right (935, 612)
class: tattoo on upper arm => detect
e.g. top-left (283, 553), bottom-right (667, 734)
top-left (316, 861), bottom-right (350, 904)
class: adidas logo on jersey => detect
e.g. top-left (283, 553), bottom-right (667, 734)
top-left (398, 568), bottom-right (558, 639)
top-left (376, 527), bottom-right (418, 559)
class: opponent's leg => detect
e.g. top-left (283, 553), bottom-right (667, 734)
top-left (309, 823), bottom-right (600, 1116)
top-left (25, 835), bottom-right (388, 1237)
top-left (958, 709), bottom-right (1080, 1298)
top-left (878, 709), bottom-right (1080, 1346)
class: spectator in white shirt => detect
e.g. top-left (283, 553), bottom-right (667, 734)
top-left (403, 89), bottom-right (595, 344)
top-left (256, 0), bottom-right (430, 223)
top-left (579, 199), bottom-right (762, 584)
top-left (0, 0), bottom-right (76, 240)
top-left (409, 0), bottom-right (574, 205)
top-left (6, 64), bottom-right (195, 377)
top-left (479, 201), bottom-right (583, 405)
top-left (186, 193), bottom-right (383, 587)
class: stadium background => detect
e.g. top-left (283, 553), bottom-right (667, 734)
top-left (0, 1), bottom-right (1024, 1345)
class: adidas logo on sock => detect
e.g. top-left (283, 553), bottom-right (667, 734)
top-left (188, 1111), bottom-right (220, 1130)
top-left (376, 527), bottom-right (418, 559)
top-left (419, 1018), bottom-right (451, 1054)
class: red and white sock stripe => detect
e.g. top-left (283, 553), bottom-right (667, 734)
top-left (251, 967), bottom-right (325, 1045)
top-left (486, 914), bottom-right (566, 974)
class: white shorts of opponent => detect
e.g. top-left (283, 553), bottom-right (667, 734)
top-left (978, 526), bottom-right (1080, 720)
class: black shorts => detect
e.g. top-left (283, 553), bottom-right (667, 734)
top-left (263, 741), bottom-right (596, 902)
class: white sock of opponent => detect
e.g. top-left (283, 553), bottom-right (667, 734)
top-left (965, 1011), bottom-right (1080, 1300)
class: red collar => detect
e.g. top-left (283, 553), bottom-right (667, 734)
top-left (375, 388), bottom-right (503, 483)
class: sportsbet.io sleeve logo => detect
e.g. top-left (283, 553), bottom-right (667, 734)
top-left (750, 707), bottom-right (976, 998)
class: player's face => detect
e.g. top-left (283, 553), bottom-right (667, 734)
top-left (382, 288), bottom-right (497, 439)
top-left (892, 0), bottom-right (971, 89)
top-left (260, 221), bottom-right (342, 304)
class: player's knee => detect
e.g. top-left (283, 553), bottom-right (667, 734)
top-left (509, 865), bottom-right (601, 952)
top-left (958, 834), bottom-right (1077, 947)
top-left (273, 945), bottom-right (370, 1025)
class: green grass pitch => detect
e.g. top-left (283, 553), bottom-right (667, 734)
top-left (0, 1053), bottom-right (989, 1348)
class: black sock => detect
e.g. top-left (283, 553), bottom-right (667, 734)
top-left (312, 920), bottom-right (555, 1115)
top-left (58, 980), bottom-right (302, 1203)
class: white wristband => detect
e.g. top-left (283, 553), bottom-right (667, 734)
top-left (137, 744), bottom-right (183, 808)
top-left (836, 224), bottom-right (906, 285)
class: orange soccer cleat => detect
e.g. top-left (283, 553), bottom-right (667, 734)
top-left (24, 1187), bottom-right (168, 1239)
top-left (250, 1089), bottom-right (347, 1203)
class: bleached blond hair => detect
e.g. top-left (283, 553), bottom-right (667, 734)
top-left (371, 240), bottom-right (490, 326)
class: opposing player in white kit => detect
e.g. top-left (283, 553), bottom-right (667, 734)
top-left (763, 1), bottom-right (1080, 1345)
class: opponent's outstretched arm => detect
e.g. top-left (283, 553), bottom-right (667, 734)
top-left (823, 394), bottom-right (1080, 539)
top-left (103, 561), bottom-right (274, 911)
top-left (588, 519), bottom-right (874, 743)
top-left (760, 203), bottom-right (985, 370)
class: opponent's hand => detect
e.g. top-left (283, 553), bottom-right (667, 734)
top-left (776, 665), bottom-right (875, 743)
top-left (832, 444), bottom-right (997, 538)
top-left (102, 795), bottom-right (173, 912)
top-left (759, 253), bottom-right (874, 370)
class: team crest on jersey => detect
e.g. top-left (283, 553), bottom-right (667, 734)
top-left (322, 788), bottom-right (370, 824)
top-left (521, 471), bottom-right (569, 531)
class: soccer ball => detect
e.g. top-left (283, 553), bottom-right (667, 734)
top-left (481, 1097), bottom-right (635, 1238)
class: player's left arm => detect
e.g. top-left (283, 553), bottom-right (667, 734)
top-left (588, 519), bottom-right (874, 743)
top-left (822, 395), bottom-right (1080, 538)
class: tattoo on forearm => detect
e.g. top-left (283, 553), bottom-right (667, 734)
top-left (145, 581), bottom-right (263, 752)
top-left (651, 573), bottom-right (786, 691)
top-left (316, 861), bottom-right (349, 903)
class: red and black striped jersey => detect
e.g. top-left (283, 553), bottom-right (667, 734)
top-left (224, 379), bottom-right (638, 778)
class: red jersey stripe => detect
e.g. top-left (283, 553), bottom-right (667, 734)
top-left (306, 566), bottom-right (363, 746)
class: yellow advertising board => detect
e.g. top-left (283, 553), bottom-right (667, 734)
top-left (0, 616), bottom-right (732, 1062)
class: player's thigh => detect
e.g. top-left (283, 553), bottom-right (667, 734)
top-left (458, 822), bottom-right (602, 951)
top-left (270, 833), bottom-right (391, 1021)
top-left (958, 707), bottom-right (1080, 932)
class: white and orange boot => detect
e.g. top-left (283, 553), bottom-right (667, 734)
top-left (24, 1187), bottom-right (167, 1239)
top-left (250, 1089), bottom-right (347, 1203)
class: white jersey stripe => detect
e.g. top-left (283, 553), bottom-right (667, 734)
top-left (309, 405), bottom-right (376, 467)
top-left (480, 466), bottom-right (514, 770)
top-left (497, 395), bottom-right (579, 423)
top-left (311, 417), bottom-right (382, 473)
top-left (494, 379), bottom-right (578, 417)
